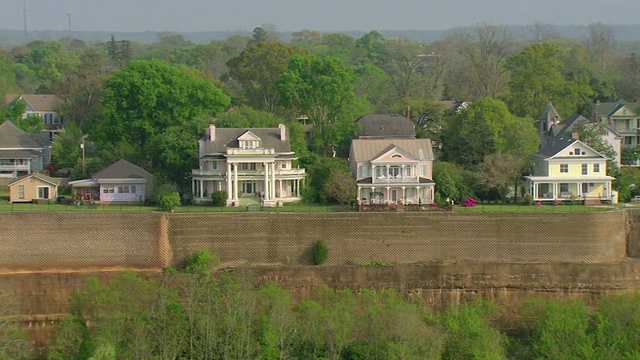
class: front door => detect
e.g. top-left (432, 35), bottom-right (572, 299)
top-left (390, 189), bottom-right (397, 203)
top-left (242, 182), bottom-right (255, 195)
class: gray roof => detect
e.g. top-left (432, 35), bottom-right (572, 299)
top-left (0, 149), bottom-right (43, 159)
top-left (533, 137), bottom-right (578, 158)
top-left (0, 120), bottom-right (49, 149)
top-left (5, 94), bottom-right (62, 112)
top-left (351, 138), bottom-right (434, 161)
top-left (203, 127), bottom-right (291, 154)
top-left (355, 114), bottom-right (416, 138)
top-left (92, 159), bottom-right (152, 180)
top-left (551, 114), bottom-right (590, 137)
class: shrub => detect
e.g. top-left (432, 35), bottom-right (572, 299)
top-left (184, 250), bottom-right (218, 277)
top-left (159, 192), bottom-right (181, 211)
top-left (312, 239), bottom-right (329, 265)
top-left (522, 193), bottom-right (534, 206)
top-left (211, 190), bottom-right (227, 206)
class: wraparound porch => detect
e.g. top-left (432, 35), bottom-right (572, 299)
top-left (524, 176), bottom-right (615, 202)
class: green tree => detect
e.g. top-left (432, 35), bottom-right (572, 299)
top-left (433, 162), bottom-right (476, 203)
top-left (443, 98), bottom-right (525, 166)
top-left (303, 157), bottom-right (352, 203)
top-left (442, 300), bottom-right (507, 360)
top-left (95, 60), bottom-right (230, 189)
top-left (277, 54), bottom-right (359, 156)
top-left (226, 42), bottom-right (308, 113)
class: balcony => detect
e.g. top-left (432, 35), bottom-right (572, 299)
top-left (0, 164), bottom-right (30, 172)
top-left (191, 169), bottom-right (226, 177)
top-left (226, 148), bottom-right (275, 155)
top-left (372, 175), bottom-right (419, 184)
top-left (192, 168), bottom-right (306, 177)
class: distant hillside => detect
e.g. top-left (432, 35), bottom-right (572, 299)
top-left (2, 24), bottom-right (640, 47)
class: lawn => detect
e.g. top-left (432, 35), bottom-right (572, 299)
top-left (451, 203), bottom-right (620, 213)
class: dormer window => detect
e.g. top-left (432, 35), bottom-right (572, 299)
top-left (240, 140), bottom-right (260, 149)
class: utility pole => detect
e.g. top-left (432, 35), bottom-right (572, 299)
top-left (81, 139), bottom-right (85, 175)
top-left (23, 0), bottom-right (27, 37)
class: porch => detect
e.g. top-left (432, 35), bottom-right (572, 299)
top-left (525, 176), bottom-right (615, 202)
top-left (357, 184), bottom-right (434, 205)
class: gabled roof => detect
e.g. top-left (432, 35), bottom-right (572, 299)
top-left (237, 130), bottom-right (261, 141)
top-left (351, 139), bottom-right (434, 162)
top-left (533, 138), bottom-right (604, 159)
top-left (203, 128), bottom-right (291, 154)
top-left (7, 172), bottom-right (62, 187)
top-left (355, 114), bottom-right (416, 138)
top-left (591, 101), bottom-right (639, 117)
top-left (371, 144), bottom-right (419, 162)
top-left (92, 159), bottom-right (152, 180)
top-left (538, 102), bottom-right (561, 122)
top-left (5, 94), bottom-right (62, 112)
top-left (0, 120), bottom-right (49, 148)
top-left (552, 114), bottom-right (621, 138)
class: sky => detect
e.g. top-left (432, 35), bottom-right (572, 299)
top-left (2, 0), bottom-right (640, 33)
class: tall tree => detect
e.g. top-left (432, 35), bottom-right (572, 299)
top-left (95, 60), bottom-right (230, 189)
top-left (453, 24), bottom-right (515, 98)
top-left (586, 22), bottom-right (616, 72)
top-left (277, 54), bottom-right (358, 156)
top-left (442, 98), bottom-right (537, 166)
top-left (477, 152), bottom-right (527, 203)
top-left (226, 42), bottom-right (308, 113)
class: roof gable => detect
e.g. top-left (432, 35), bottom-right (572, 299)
top-left (611, 105), bottom-right (637, 117)
top-left (371, 145), bottom-right (419, 163)
top-left (535, 138), bottom-right (606, 160)
top-left (0, 120), bottom-right (48, 149)
top-left (5, 94), bottom-right (61, 112)
top-left (8, 173), bottom-right (60, 187)
top-left (350, 138), bottom-right (434, 162)
top-left (237, 130), bottom-right (261, 141)
top-left (92, 159), bottom-right (152, 180)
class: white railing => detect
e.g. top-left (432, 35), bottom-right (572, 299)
top-left (226, 148), bottom-right (275, 155)
top-left (191, 169), bottom-right (226, 176)
top-left (372, 176), bottom-right (419, 184)
top-left (0, 164), bottom-right (29, 171)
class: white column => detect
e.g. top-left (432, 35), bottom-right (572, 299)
top-left (371, 165), bottom-right (376, 183)
top-left (279, 180), bottom-right (283, 198)
top-left (263, 162), bottom-right (269, 200)
top-left (401, 165), bottom-right (405, 180)
top-left (191, 180), bottom-right (195, 198)
top-left (386, 165), bottom-right (390, 180)
top-left (386, 186), bottom-right (390, 203)
top-left (416, 186), bottom-right (420, 204)
top-left (226, 162), bottom-right (232, 200)
top-left (199, 180), bottom-right (204, 199)
top-left (552, 182), bottom-right (557, 200)
top-left (270, 162), bottom-right (276, 199)
top-left (401, 186), bottom-right (406, 203)
top-left (297, 179), bottom-right (300, 197)
top-left (233, 163), bottom-right (239, 201)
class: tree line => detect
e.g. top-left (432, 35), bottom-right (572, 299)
top-left (1, 23), bottom-right (640, 203)
top-left (2, 269), bottom-right (638, 359)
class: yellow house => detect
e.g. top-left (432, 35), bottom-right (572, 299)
top-left (524, 137), bottom-right (614, 203)
top-left (7, 173), bottom-right (63, 203)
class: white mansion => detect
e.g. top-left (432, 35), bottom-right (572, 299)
top-left (191, 124), bottom-right (306, 206)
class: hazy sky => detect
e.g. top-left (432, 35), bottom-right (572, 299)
top-left (3, 0), bottom-right (640, 33)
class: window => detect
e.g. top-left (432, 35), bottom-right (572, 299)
top-left (102, 186), bottom-right (114, 194)
top-left (361, 165), bottom-right (369, 177)
top-left (131, 186), bottom-right (137, 193)
top-left (560, 183), bottom-right (569, 193)
top-left (581, 164), bottom-right (588, 175)
top-left (560, 164), bottom-right (569, 173)
top-left (593, 163), bottom-right (600, 173)
top-left (574, 148), bottom-right (581, 155)
top-left (389, 166), bottom-right (400, 177)
top-left (240, 163), bottom-right (256, 170)
top-left (391, 154), bottom-right (402, 158)
top-left (118, 186), bottom-right (130, 193)
top-left (37, 186), bottom-right (49, 199)
top-left (240, 140), bottom-right (259, 149)
top-left (281, 162), bottom-right (287, 169)
top-left (420, 165), bottom-right (427, 176)
top-left (18, 185), bottom-right (25, 199)
top-left (52, 114), bottom-right (60, 124)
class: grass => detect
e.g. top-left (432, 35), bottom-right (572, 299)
top-left (0, 198), bottom-right (634, 213)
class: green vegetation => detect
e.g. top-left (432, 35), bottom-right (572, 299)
top-left (158, 191), bottom-right (181, 211)
top-left (32, 272), bottom-right (640, 359)
top-left (312, 239), bottom-right (329, 265)
top-left (210, 190), bottom-right (227, 206)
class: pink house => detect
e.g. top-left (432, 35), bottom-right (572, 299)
top-left (349, 139), bottom-right (435, 205)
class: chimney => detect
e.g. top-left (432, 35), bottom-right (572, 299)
top-left (279, 124), bottom-right (286, 141)
top-left (571, 132), bottom-right (580, 140)
top-left (209, 124), bottom-right (216, 141)
top-left (596, 99), bottom-right (601, 105)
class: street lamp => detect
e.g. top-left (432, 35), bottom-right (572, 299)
top-left (80, 139), bottom-right (85, 175)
